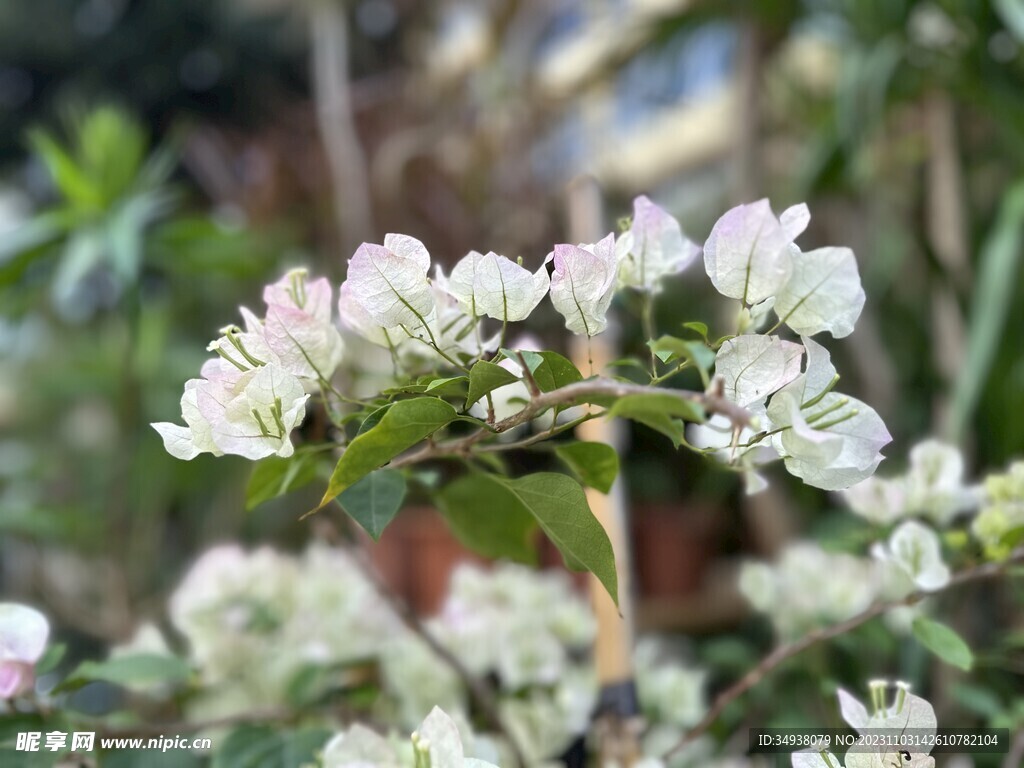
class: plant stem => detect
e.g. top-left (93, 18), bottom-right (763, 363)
top-left (641, 292), bottom-right (658, 377)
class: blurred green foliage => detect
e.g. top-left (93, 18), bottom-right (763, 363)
top-left (0, 107), bottom-right (289, 629)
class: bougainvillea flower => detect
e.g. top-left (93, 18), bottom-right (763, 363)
top-left (547, 233), bottom-right (618, 336)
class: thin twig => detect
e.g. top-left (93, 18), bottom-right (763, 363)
top-left (389, 375), bottom-right (750, 470)
top-left (664, 549), bottom-right (1024, 759)
top-left (315, 516), bottom-right (528, 768)
top-left (515, 351), bottom-right (541, 398)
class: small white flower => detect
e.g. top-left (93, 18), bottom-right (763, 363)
top-left (872, 521), bottom-right (950, 592)
top-left (548, 234), bottom-right (618, 336)
top-left (766, 341), bottom-right (890, 491)
top-left (703, 199), bottom-right (796, 304)
top-left (262, 269), bottom-right (344, 381)
top-left (0, 603), bottom-right (49, 699)
top-left (773, 246), bottom-right (865, 339)
top-left (905, 440), bottom-right (979, 525)
top-left (714, 335), bottom-right (804, 408)
top-left (347, 234), bottom-right (436, 329)
top-left (616, 196), bottom-right (700, 292)
top-left (153, 364), bottom-right (308, 461)
top-left (842, 477), bottom-right (909, 526)
top-left (440, 250), bottom-right (548, 323)
top-left (837, 684), bottom-right (937, 768)
top-left (337, 279), bottom-right (400, 349)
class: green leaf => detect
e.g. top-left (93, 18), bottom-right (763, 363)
top-left (34, 643), bottom-right (66, 676)
top-left (436, 473), bottom-right (538, 563)
top-left (500, 347), bottom-right (543, 373)
top-left (555, 442), bottom-right (619, 494)
top-left (466, 360), bottom-right (520, 407)
top-left (498, 473), bottom-right (618, 605)
top-left (246, 452), bottom-right (319, 511)
top-left (682, 321), bottom-right (709, 342)
top-left (63, 654), bottom-right (191, 692)
top-left (212, 726), bottom-right (332, 768)
top-left (649, 335), bottom-right (715, 373)
top-left (912, 617), bottom-right (974, 671)
top-left (948, 181), bottom-right (1024, 442)
top-left (424, 375), bottom-right (468, 396)
top-left (608, 393), bottom-right (705, 446)
top-left (357, 403), bottom-right (393, 435)
top-left (320, 398), bottom-right (456, 507)
top-left (338, 469), bottom-right (407, 540)
top-left (533, 351), bottom-right (584, 392)
top-left (649, 335), bottom-right (689, 363)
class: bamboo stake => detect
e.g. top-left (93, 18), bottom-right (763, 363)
top-left (566, 176), bottom-right (642, 765)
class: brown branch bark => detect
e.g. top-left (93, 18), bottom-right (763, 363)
top-left (388, 375), bottom-right (750, 470)
top-left (663, 549), bottom-right (1024, 759)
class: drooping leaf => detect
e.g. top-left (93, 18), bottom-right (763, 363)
top-left (465, 360), bottom-right (520, 408)
top-left (437, 473), bottom-right (538, 564)
top-left (497, 473), bottom-right (618, 605)
top-left (912, 617), bottom-right (974, 671)
top-left (338, 469), bottom-right (407, 540)
top-left (608, 392), bottom-right (705, 446)
top-left (320, 398), bottom-right (456, 507)
top-left (246, 452), bottom-right (320, 511)
top-left (555, 441), bottom-right (619, 494)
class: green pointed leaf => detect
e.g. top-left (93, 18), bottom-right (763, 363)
top-left (533, 351), bottom-right (584, 392)
top-left (555, 441), bottom-right (619, 494)
top-left (497, 473), bottom-right (618, 605)
top-left (320, 398), bottom-right (456, 508)
top-left (682, 321), bottom-right (709, 342)
top-left (466, 360), bottom-right (520, 408)
top-left (649, 335), bottom-right (715, 372)
top-left (500, 347), bottom-right (543, 373)
top-left (246, 452), bottom-right (320, 511)
top-left (607, 393), bottom-right (705, 446)
top-left (424, 375), bottom-right (468, 396)
top-left (62, 654), bottom-right (191, 692)
top-left (357, 403), bottom-right (393, 435)
top-left (437, 473), bottom-right (538, 563)
top-left (338, 469), bottom-right (407, 540)
top-left (912, 617), bottom-right (974, 671)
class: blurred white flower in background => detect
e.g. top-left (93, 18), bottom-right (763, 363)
top-left (0, 603), bottom-right (49, 699)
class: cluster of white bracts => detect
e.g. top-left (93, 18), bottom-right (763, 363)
top-left (687, 198), bottom-right (888, 492)
top-left (152, 196), bottom-right (888, 494)
top-left (152, 269), bottom-right (343, 461)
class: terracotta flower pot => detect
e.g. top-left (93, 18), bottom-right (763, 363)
top-left (371, 506), bottom-right (483, 614)
top-left (631, 503), bottom-right (721, 598)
